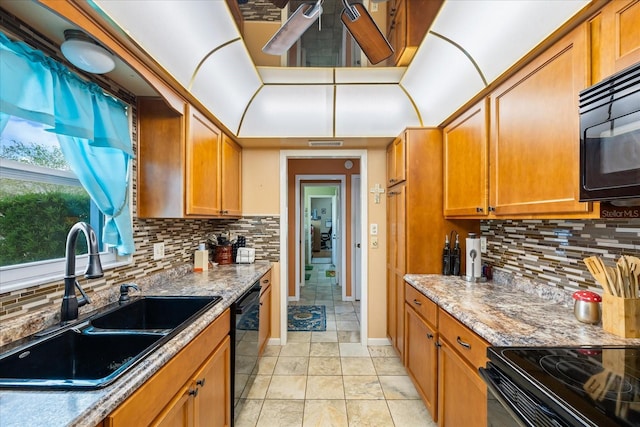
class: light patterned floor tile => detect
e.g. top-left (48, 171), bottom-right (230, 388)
top-left (343, 375), bottom-right (385, 400)
top-left (337, 331), bottom-right (360, 343)
top-left (274, 356), bottom-right (309, 375)
top-left (379, 375), bottom-right (421, 399)
top-left (266, 375), bottom-right (307, 399)
top-left (340, 357), bottom-right (376, 375)
top-left (308, 357), bottom-right (342, 376)
top-left (372, 357), bottom-right (407, 375)
top-left (280, 342), bottom-right (311, 357)
top-left (288, 331), bottom-right (312, 342)
top-left (387, 400), bottom-right (436, 426)
top-left (245, 375), bottom-right (272, 399)
top-left (306, 376), bottom-right (345, 399)
top-left (311, 331), bottom-right (338, 343)
top-left (262, 345), bottom-right (282, 357)
top-left (235, 399), bottom-right (263, 427)
top-left (345, 400), bottom-right (394, 426)
top-left (368, 346), bottom-right (398, 358)
top-left (257, 400), bottom-right (305, 427)
top-left (339, 343), bottom-right (370, 357)
top-left (253, 357), bottom-right (278, 375)
top-left (303, 400), bottom-right (348, 427)
top-left (310, 342), bottom-right (340, 357)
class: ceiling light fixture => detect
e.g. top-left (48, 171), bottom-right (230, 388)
top-left (61, 29), bottom-right (115, 74)
top-left (262, 0), bottom-right (323, 55)
top-left (340, 0), bottom-right (393, 65)
top-left (308, 140), bottom-right (344, 147)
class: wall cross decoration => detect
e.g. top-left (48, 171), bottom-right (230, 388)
top-left (370, 183), bottom-right (385, 204)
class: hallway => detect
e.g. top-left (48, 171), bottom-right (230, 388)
top-left (235, 263), bottom-right (436, 427)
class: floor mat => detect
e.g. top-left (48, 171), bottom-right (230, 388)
top-left (305, 273), bottom-right (311, 280)
top-left (305, 265), bottom-right (314, 271)
top-left (288, 305), bottom-right (326, 331)
top-left (325, 270), bottom-right (336, 277)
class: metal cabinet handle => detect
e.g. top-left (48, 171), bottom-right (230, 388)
top-left (456, 336), bottom-right (471, 350)
top-left (197, 378), bottom-right (206, 387)
top-left (262, 279), bottom-right (269, 284)
top-left (426, 333), bottom-right (434, 340)
top-left (488, 206), bottom-right (496, 212)
top-left (413, 299), bottom-right (422, 306)
top-left (189, 388), bottom-right (199, 397)
top-left (389, 178), bottom-right (396, 183)
top-left (435, 341), bottom-right (442, 348)
top-left (476, 207), bottom-right (484, 213)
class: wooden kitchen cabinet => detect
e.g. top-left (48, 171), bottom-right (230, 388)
top-left (386, 135), bottom-right (406, 187)
top-left (405, 299), bottom-right (438, 420)
top-left (137, 98), bottom-right (241, 219)
top-left (589, 0), bottom-right (640, 84)
top-left (489, 24), bottom-right (595, 217)
top-left (386, 129), bottom-right (478, 358)
top-left (105, 309), bottom-right (231, 427)
top-left (386, 0), bottom-right (443, 66)
top-left (437, 310), bottom-right (488, 427)
top-left (443, 98), bottom-right (489, 217)
top-left (258, 270), bottom-right (272, 356)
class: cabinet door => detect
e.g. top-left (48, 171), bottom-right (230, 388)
top-left (221, 135), bottom-right (242, 217)
top-left (152, 386), bottom-right (194, 427)
top-left (590, 0), bottom-right (640, 83)
top-left (437, 339), bottom-right (487, 427)
top-left (490, 25), bottom-right (591, 216)
top-left (194, 336), bottom-right (231, 427)
top-left (386, 136), bottom-right (406, 187)
top-left (405, 305), bottom-right (438, 421)
top-left (186, 107), bottom-right (221, 216)
top-left (259, 283), bottom-right (271, 356)
top-left (443, 99), bottom-right (489, 217)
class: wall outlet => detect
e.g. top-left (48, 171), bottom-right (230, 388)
top-left (370, 236), bottom-right (378, 249)
top-left (480, 237), bottom-right (487, 254)
top-left (370, 223), bottom-right (378, 235)
top-left (153, 242), bottom-right (165, 260)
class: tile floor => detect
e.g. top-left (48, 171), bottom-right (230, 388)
top-left (235, 263), bottom-right (437, 427)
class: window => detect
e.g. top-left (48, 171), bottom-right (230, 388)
top-left (0, 115), bottom-right (123, 292)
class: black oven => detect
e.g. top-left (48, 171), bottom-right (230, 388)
top-left (579, 62), bottom-right (640, 203)
top-left (480, 346), bottom-right (640, 427)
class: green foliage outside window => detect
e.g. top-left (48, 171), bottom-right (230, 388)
top-left (0, 191), bottom-right (91, 266)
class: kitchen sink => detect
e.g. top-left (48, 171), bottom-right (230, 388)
top-left (88, 296), bottom-right (223, 333)
top-left (0, 295), bottom-right (223, 389)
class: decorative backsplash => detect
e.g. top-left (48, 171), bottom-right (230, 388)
top-left (481, 218), bottom-right (640, 294)
top-left (238, 0), bottom-right (282, 21)
top-left (207, 216), bottom-right (280, 262)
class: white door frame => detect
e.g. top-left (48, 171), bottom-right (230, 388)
top-left (352, 175), bottom-right (362, 301)
top-left (295, 178), bottom-right (346, 301)
top-left (297, 184), bottom-right (344, 300)
top-left (280, 150), bottom-right (368, 346)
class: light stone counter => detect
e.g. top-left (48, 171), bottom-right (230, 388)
top-left (404, 271), bottom-right (640, 347)
top-left (0, 261), bottom-right (271, 427)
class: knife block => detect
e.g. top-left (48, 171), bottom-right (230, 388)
top-left (602, 294), bottom-right (640, 338)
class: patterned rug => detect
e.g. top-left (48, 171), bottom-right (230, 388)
top-left (236, 304), bottom-right (326, 332)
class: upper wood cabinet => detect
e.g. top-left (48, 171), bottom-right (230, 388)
top-left (386, 135), bottom-right (406, 188)
top-left (386, 0), bottom-right (443, 66)
top-left (589, 0), bottom-right (640, 84)
top-left (221, 134), bottom-right (242, 217)
top-left (443, 98), bottom-right (489, 217)
top-left (489, 24), bottom-right (594, 217)
top-left (137, 98), bottom-right (242, 219)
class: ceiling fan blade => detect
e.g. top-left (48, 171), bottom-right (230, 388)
top-left (341, 2), bottom-right (393, 65)
top-left (263, 2), bottom-right (323, 55)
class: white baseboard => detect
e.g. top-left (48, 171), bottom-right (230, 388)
top-left (267, 338), bottom-right (282, 346)
top-left (367, 337), bottom-right (392, 346)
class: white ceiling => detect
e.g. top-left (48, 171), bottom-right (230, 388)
top-left (3, 0), bottom-right (591, 145)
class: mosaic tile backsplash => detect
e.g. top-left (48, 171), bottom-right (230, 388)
top-left (481, 219), bottom-right (640, 294)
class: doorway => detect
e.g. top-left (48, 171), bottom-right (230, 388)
top-left (280, 151), bottom-right (368, 346)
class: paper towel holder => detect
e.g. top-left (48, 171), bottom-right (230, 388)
top-left (464, 234), bottom-right (487, 283)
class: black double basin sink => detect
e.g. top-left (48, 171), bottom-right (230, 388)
top-left (0, 296), bottom-right (222, 390)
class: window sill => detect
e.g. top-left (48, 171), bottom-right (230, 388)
top-left (0, 252), bottom-right (132, 293)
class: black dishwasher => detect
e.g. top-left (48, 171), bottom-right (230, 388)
top-left (231, 281), bottom-right (261, 425)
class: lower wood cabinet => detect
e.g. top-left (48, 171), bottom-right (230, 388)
top-left (405, 304), bottom-right (438, 420)
top-left (404, 283), bottom-right (489, 427)
top-left (105, 309), bottom-right (231, 427)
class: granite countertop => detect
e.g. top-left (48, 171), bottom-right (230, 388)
top-left (404, 272), bottom-right (640, 347)
top-left (0, 261), bottom-right (272, 427)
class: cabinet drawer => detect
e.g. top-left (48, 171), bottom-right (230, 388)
top-left (438, 309), bottom-right (488, 370)
top-left (405, 283), bottom-right (437, 327)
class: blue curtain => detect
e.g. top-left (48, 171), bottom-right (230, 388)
top-left (0, 32), bottom-right (135, 255)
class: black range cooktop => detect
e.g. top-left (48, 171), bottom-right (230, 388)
top-left (488, 346), bottom-right (640, 427)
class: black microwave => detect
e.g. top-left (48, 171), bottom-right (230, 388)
top-left (579, 62), bottom-right (640, 203)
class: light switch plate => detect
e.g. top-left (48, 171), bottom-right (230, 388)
top-left (153, 242), bottom-right (165, 260)
top-left (370, 236), bottom-right (378, 248)
top-left (370, 223), bottom-right (378, 235)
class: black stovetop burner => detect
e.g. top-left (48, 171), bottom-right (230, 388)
top-left (488, 346), bottom-right (640, 427)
